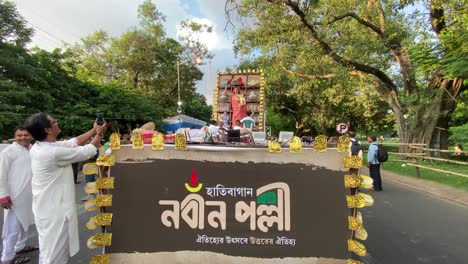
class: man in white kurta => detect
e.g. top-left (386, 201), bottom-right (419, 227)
top-left (0, 127), bottom-right (36, 264)
top-left (25, 113), bottom-right (107, 264)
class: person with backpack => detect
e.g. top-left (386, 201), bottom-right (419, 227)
top-left (348, 131), bottom-right (363, 157)
top-left (367, 135), bottom-right (383, 191)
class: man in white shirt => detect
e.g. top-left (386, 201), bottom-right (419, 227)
top-left (0, 126), bottom-right (37, 264)
top-left (240, 111), bottom-right (256, 130)
top-left (25, 113), bottom-right (108, 264)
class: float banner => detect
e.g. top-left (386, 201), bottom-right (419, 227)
top-left (107, 159), bottom-right (350, 259)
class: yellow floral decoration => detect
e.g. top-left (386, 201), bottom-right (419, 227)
top-left (84, 182), bottom-right (99, 194)
top-left (348, 216), bottom-right (368, 240)
top-left (86, 213), bottom-right (113, 230)
top-left (90, 254), bottom-right (110, 264)
top-left (268, 140), bottom-right (281, 153)
top-left (175, 133), bottom-right (187, 150)
top-left (347, 259), bottom-right (363, 264)
top-left (96, 194), bottom-right (113, 207)
top-left (344, 156), bottom-right (363, 169)
top-left (132, 132), bottom-right (144, 149)
top-left (348, 239), bottom-right (367, 256)
top-left (152, 133), bottom-right (164, 151)
top-left (87, 233), bottom-right (112, 249)
top-left (96, 177), bottom-right (114, 189)
top-left (337, 135), bottom-right (350, 152)
top-left (109, 133), bottom-right (121, 150)
top-left (96, 155), bottom-right (115, 167)
top-left (82, 162), bottom-right (98, 175)
top-left (346, 193), bottom-right (374, 208)
top-left (314, 135), bottom-right (327, 152)
top-left (289, 136), bottom-right (302, 153)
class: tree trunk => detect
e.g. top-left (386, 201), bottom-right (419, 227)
top-left (395, 79), bottom-right (458, 154)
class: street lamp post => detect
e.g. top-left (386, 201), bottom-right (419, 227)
top-left (177, 61), bottom-right (182, 130)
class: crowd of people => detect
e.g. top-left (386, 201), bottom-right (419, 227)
top-left (0, 112), bottom-right (108, 264)
top-left (207, 110), bottom-right (258, 143)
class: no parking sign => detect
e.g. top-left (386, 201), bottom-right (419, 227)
top-left (335, 122), bottom-right (349, 134)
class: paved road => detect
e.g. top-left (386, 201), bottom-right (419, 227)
top-left (1, 177), bottom-right (468, 263)
top-left (360, 181), bottom-right (468, 264)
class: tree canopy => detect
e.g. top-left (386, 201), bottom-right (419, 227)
top-left (228, 0), bottom-right (467, 148)
top-left (0, 0), bottom-right (212, 139)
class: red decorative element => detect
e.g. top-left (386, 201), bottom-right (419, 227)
top-left (190, 169), bottom-right (198, 187)
top-left (237, 77), bottom-right (243, 82)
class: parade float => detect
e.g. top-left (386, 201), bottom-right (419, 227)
top-left (83, 127), bottom-right (373, 264)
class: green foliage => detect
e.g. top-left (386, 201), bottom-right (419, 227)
top-left (0, 1), bottom-right (33, 46)
top-left (0, 1), bottom-right (213, 138)
top-left (229, 0), bottom-right (466, 146)
top-left (449, 124), bottom-right (468, 146)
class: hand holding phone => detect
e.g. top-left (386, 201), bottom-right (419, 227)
top-left (97, 113), bottom-right (104, 126)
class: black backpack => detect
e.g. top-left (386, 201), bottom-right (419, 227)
top-left (376, 144), bottom-right (388, 162)
top-left (350, 140), bottom-right (362, 156)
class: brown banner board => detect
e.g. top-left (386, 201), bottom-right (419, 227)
top-left (107, 150), bottom-right (350, 260)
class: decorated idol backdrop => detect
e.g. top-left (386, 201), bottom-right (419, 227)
top-left (106, 159), bottom-right (350, 259)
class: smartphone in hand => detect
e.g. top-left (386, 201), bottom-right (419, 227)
top-left (97, 113), bottom-right (104, 126)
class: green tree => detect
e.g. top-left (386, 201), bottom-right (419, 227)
top-left (71, 1), bottom-right (212, 121)
top-left (228, 0), bottom-right (467, 150)
top-left (0, 1), bottom-right (33, 46)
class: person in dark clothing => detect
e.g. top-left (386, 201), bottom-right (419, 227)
top-left (367, 135), bottom-right (382, 191)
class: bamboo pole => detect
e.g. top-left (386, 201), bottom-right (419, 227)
top-left (410, 146), bottom-right (468, 154)
top-left (407, 156), bottom-right (468, 166)
top-left (406, 163), bottom-right (468, 178)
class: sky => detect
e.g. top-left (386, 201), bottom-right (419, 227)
top-left (12, 0), bottom-right (245, 105)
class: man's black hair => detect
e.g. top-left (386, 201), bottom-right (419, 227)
top-left (370, 135), bottom-right (377, 142)
top-left (24, 112), bottom-right (50, 141)
top-left (14, 125), bottom-right (27, 133)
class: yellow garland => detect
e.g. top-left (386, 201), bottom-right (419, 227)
top-left (359, 175), bottom-right (374, 189)
top-left (337, 135), bottom-right (350, 152)
top-left (268, 140), bottom-right (281, 153)
top-left (87, 233), bottom-right (112, 249)
top-left (175, 133), bottom-right (187, 150)
top-left (152, 133), bottom-right (164, 151)
top-left (90, 254), bottom-right (110, 264)
top-left (132, 132), bottom-right (144, 149)
top-left (84, 182), bottom-right (99, 194)
top-left (344, 175), bottom-right (363, 189)
top-left (96, 194), bottom-right (113, 207)
top-left (82, 162), bottom-right (98, 175)
top-left (348, 239), bottom-right (367, 256)
top-left (348, 216), bottom-right (368, 240)
top-left (87, 213), bottom-right (113, 230)
top-left (109, 133), bottom-right (121, 150)
top-left (289, 136), bottom-right (302, 153)
top-left (347, 259), bottom-right (364, 264)
top-left (314, 135), bottom-right (327, 152)
top-left (346, 193), bottom-right (374, 208)
top-left (84, 199), bottom-right (99, 212)
top-left (344, 156), bottom-right (363, 169)
top-left (96, 155), bottom-right (115, 167)
top-left (96, 177), bottom-right (114, 189)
